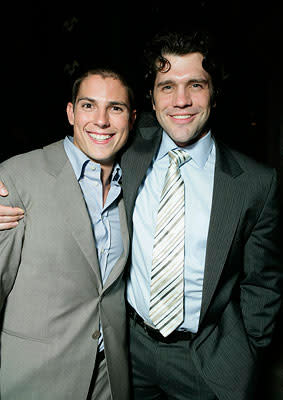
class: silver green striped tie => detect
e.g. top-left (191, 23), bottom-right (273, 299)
top-left (149, 149), bottom-right (190, 337)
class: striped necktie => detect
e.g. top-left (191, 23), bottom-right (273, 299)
top-left (149, 149), bottom-right (190, 337)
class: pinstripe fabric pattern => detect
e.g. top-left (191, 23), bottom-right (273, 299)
top-left (149, 149), bottom-right (191, 337)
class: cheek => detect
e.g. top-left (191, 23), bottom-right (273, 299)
top-left (116, 126), bottom-right (130, 147)
top-left (199, 92), bottom-right (211, 108)
top-left (154, 99), bottom-right (167, 114)
top-left (74, 118), bottom-right (92, 138)
top-left (152, 91), bottom-right (168, 112)
top-left (78, 114), bottom-right (91, 126)
top-left (119, 128), bottom-right (129, 142)
top-left (114, 116), bottom-right (131, 135)
top-left (160, 94), bottom-right (173, 111)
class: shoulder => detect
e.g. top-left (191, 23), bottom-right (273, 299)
top-left (1, 140), bottom-right (64, 168)
top-left (0, 140), bottom-right (66, 181)
top-left (216, 139), bottom-right (277, 179)
top-left (215, 139), bottom-right (280, 226)
top-left (0, 140), bottom-right (67, 208)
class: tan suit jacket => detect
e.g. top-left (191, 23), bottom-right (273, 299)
top-left (0, 140), bottom-right (130, 399)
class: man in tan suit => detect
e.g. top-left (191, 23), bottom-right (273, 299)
top-left (0, 68), bottom-right (136, 399)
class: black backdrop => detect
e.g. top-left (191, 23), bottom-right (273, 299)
top-left (4, 2), bottom-right (281, 165)
top-left (3, 1), bottom-right (283, 398)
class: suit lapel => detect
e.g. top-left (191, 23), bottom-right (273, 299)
top-left (199, 141), bottom-right (245, 323)
top-left (121, 118), bottom-right (162, 232)
top-left (43, 141), bottom-right (102, 288)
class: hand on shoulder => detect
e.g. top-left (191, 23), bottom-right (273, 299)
top-left (0, 181), bottom-right (24, 230)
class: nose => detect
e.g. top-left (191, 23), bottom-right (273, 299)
top-left (93, 108), bottom-right (110, 129)
top-left (173, 87), bottom-right (192, 108)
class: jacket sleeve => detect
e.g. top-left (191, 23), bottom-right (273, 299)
top-left (240, 169), bottom-right (282, 355)
top-left (0, 164), bottom-right (25, 312)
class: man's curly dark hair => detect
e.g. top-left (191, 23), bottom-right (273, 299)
top-left (144, 30), bottom-right (223, 104)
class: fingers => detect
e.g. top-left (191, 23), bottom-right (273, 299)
top-left (0, 212), bottom-right (24, 231)
top-left (0, 215), bottom-right (24, 223)
top-left (0, 221), bottom-right (21, 230)
top-left (0, 205), bottom-right (24, 230)
top-left (0, 181), bottom-right (8, 196)
top-left (0, 187), bottom-right (25, 230)
top-left (0, 205), bottom-right (24, 217)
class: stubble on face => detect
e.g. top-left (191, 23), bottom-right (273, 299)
top-left (152, 52), bottom-right (213, 147)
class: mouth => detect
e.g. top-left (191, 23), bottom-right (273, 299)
top-left (170, 114), bottom-right (196, 123)
top-left (87, 131), bottom-right (114, 143)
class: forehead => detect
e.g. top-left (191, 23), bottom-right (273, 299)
top-left (155, 52), bottom-right (209, 83)
top-left (78, 74), bottom-right (129, 104)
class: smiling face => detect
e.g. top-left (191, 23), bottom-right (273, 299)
top-left (66, 74), bottom-right (136, 168)
top-left (152, 52), bottom-right (213, 146)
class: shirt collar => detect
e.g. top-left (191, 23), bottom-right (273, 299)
top-left (63, 136), bottom-right (122, 183)
top-left (157, 130), bottom-right (214, 168)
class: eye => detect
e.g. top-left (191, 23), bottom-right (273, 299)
top-left (190, 80), bottom-right (209, 90)
top-left (110, 104), bottom-right (127, 114)
top-left (191, 83), bottom-right (203, 89)
top-left (78, 102), bottom-right (94, 111)
top-left (162, 85), bottom-right (173, 92)
top-left (112, 105), bottom-right (124, 112)
top-left (82, 102), bottom-right (93, 109)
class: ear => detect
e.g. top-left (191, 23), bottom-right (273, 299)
top-left (129, 109), bottom-right (137, 130)
top-left (150, 90), bottom-right (156, 110)
top-left (66, 102), bottom-right (75, 125)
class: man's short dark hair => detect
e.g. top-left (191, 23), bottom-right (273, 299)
top-left (71, 67), bottom-right (135, 112)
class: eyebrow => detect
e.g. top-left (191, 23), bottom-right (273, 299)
top-left (77, 97), bottom-right (129, 110)
top-left (156, 78), bottom-right (209, 88)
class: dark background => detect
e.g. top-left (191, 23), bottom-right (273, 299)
top-left (3, 1), bottom-right (282, 398)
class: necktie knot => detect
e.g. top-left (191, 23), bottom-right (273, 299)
top-left (168, 149), bottom-right (190, 168)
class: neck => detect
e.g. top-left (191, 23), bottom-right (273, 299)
top-left (101, 164), bottom-right (113, 206)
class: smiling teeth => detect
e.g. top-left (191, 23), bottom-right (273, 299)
top-left (89, 133), bottom-right (112, 140)
top-left (172, 115), bottom-right (192, 119)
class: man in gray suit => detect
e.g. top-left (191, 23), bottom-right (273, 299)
top-left (0, 67), bottom-right (136, 399)
top-left (1, 31), bottom-right (282, 400)
top-left (119, 31), bottom-right (282, 399)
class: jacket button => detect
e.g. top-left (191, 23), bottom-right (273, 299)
top-left (92, 331), bottom-right (100, 340)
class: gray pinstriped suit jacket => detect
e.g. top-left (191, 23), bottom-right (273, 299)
top-left (120, 112), bottom-right (282, 400)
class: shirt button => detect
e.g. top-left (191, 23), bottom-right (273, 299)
top-left (91, 166), bottom-right (96, 171)
top-left (94, 182), bottom-right (99, 187)
top-left (92, 331), bottom-right (100, 340)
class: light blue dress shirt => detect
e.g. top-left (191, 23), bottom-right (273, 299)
top-left (64, 136), bottom-right (123, 349)
top-left (127, 131), bottom-right (215, 333)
